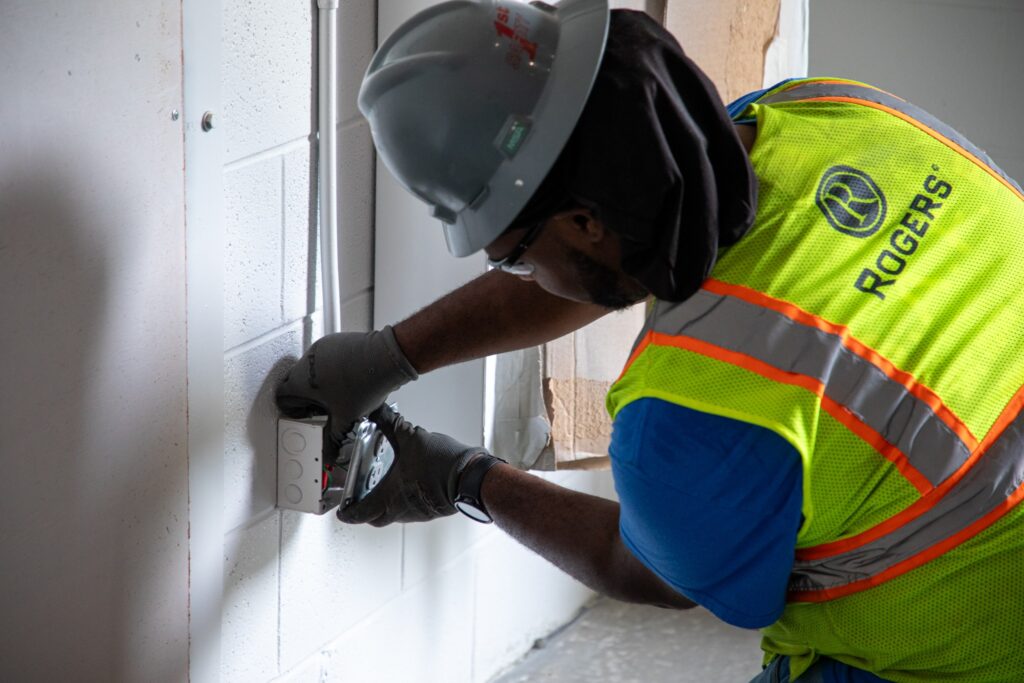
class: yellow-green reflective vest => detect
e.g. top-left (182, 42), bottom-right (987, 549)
top-left (607, 78), bottom-right (1024, 682)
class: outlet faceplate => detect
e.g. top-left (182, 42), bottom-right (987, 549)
top-left (277, 416), bottom-right (339, 514)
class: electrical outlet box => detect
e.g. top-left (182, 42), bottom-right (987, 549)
top-left (277, 416), bottom-right (339, 514)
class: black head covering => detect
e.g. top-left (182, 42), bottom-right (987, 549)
top-left (542, 9), bottom-right (758, 301)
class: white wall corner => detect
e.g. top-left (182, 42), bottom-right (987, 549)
top-left (763, 0), bottom-right (809, 86)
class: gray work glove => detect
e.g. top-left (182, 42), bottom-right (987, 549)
top-left (275, 326), bottom-right (418, 440)
top-left (337, 404), bottom-right (488, 527)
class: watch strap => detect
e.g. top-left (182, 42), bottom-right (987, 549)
top-left (453, 451), bottom-right (505, 523)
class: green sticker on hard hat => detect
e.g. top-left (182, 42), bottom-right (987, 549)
top-left (495, 115), bottom-right (532, 159)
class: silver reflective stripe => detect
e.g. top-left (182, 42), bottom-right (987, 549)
top-left (790, 410), bottom-right (1024, 593)
top-left (647, 290), bottom-right (1023, 596)
top-left (758, 82), bottom-right (1024, 195)
top-left (649, 291), bottom-right (970, 486)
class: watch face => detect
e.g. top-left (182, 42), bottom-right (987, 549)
top-left (454, 499), bottom-right (491, 523)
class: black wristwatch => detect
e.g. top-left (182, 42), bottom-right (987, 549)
top-left (453, 452), bottom-right (504, 524)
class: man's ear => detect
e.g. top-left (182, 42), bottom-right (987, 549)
top-left (568, 208), bottom-right (605, 243)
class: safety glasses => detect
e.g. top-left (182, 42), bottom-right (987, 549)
top-left (486, 219), bottom-right (547, 276)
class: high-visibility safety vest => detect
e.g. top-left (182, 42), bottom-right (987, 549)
top-left (607, 78), bottom-right (1024, 682)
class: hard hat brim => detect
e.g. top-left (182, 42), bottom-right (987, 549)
top-left (442, 0), bottom-right (610, 257)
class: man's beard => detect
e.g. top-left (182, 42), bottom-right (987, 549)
top-left (567, 247), bottom-right (647, 311)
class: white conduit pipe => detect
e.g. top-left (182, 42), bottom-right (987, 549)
top-left (318, 0), bottom-right (342, 335)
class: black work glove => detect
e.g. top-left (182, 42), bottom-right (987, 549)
top-left (275, 326), bottom-right (418, 442)
top-left (337, 404), bottom-right (489, 527)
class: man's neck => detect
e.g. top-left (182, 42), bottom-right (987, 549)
top-left (735, 123), bottom-right (757, 154)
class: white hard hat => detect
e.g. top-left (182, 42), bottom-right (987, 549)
top-left (359, 0), bottom-right (610, 256)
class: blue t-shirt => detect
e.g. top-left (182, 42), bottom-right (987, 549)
top-left (726, 78), bottom-right (797, 123)
top-left (609, 398), bottom-right (888, 682)
top-left (609, 398), bottom-right (802, 628)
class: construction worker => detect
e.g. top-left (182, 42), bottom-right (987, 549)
top-left (276, 2), bottom-right (1024, 680)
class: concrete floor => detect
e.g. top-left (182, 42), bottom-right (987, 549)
top-left (490, 597), bottom-right (764, 683)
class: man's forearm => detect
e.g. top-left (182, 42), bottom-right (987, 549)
top-left (392, 270), bottom-right (609, 374)
top-left (481, 463), bottom-right (695, 610)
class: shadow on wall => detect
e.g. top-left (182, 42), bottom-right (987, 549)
top-left (0, 167), bottom-right (303, 682)
top-left (0, 160), bottom-right (176, 680)
top-left (245, 356), bottom-right (300, 514)
top-left (0, 161), bottom-right (112, 678)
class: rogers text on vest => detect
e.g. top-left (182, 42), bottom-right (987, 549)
top-left (854, 170), bottom-right (953, 301)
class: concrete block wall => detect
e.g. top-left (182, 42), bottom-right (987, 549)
top-left (217, 2), bottom-right (615, 681)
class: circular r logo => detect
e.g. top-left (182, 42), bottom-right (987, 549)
top-left (815, 165), bottom-right (887, 238)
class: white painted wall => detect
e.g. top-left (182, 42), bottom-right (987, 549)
top-left (6, 1), bottom-right (801, 681)
top-left (0, 2), bottom-right (189, 681)
top-left (809, 0), bottom-right (1024, 183)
